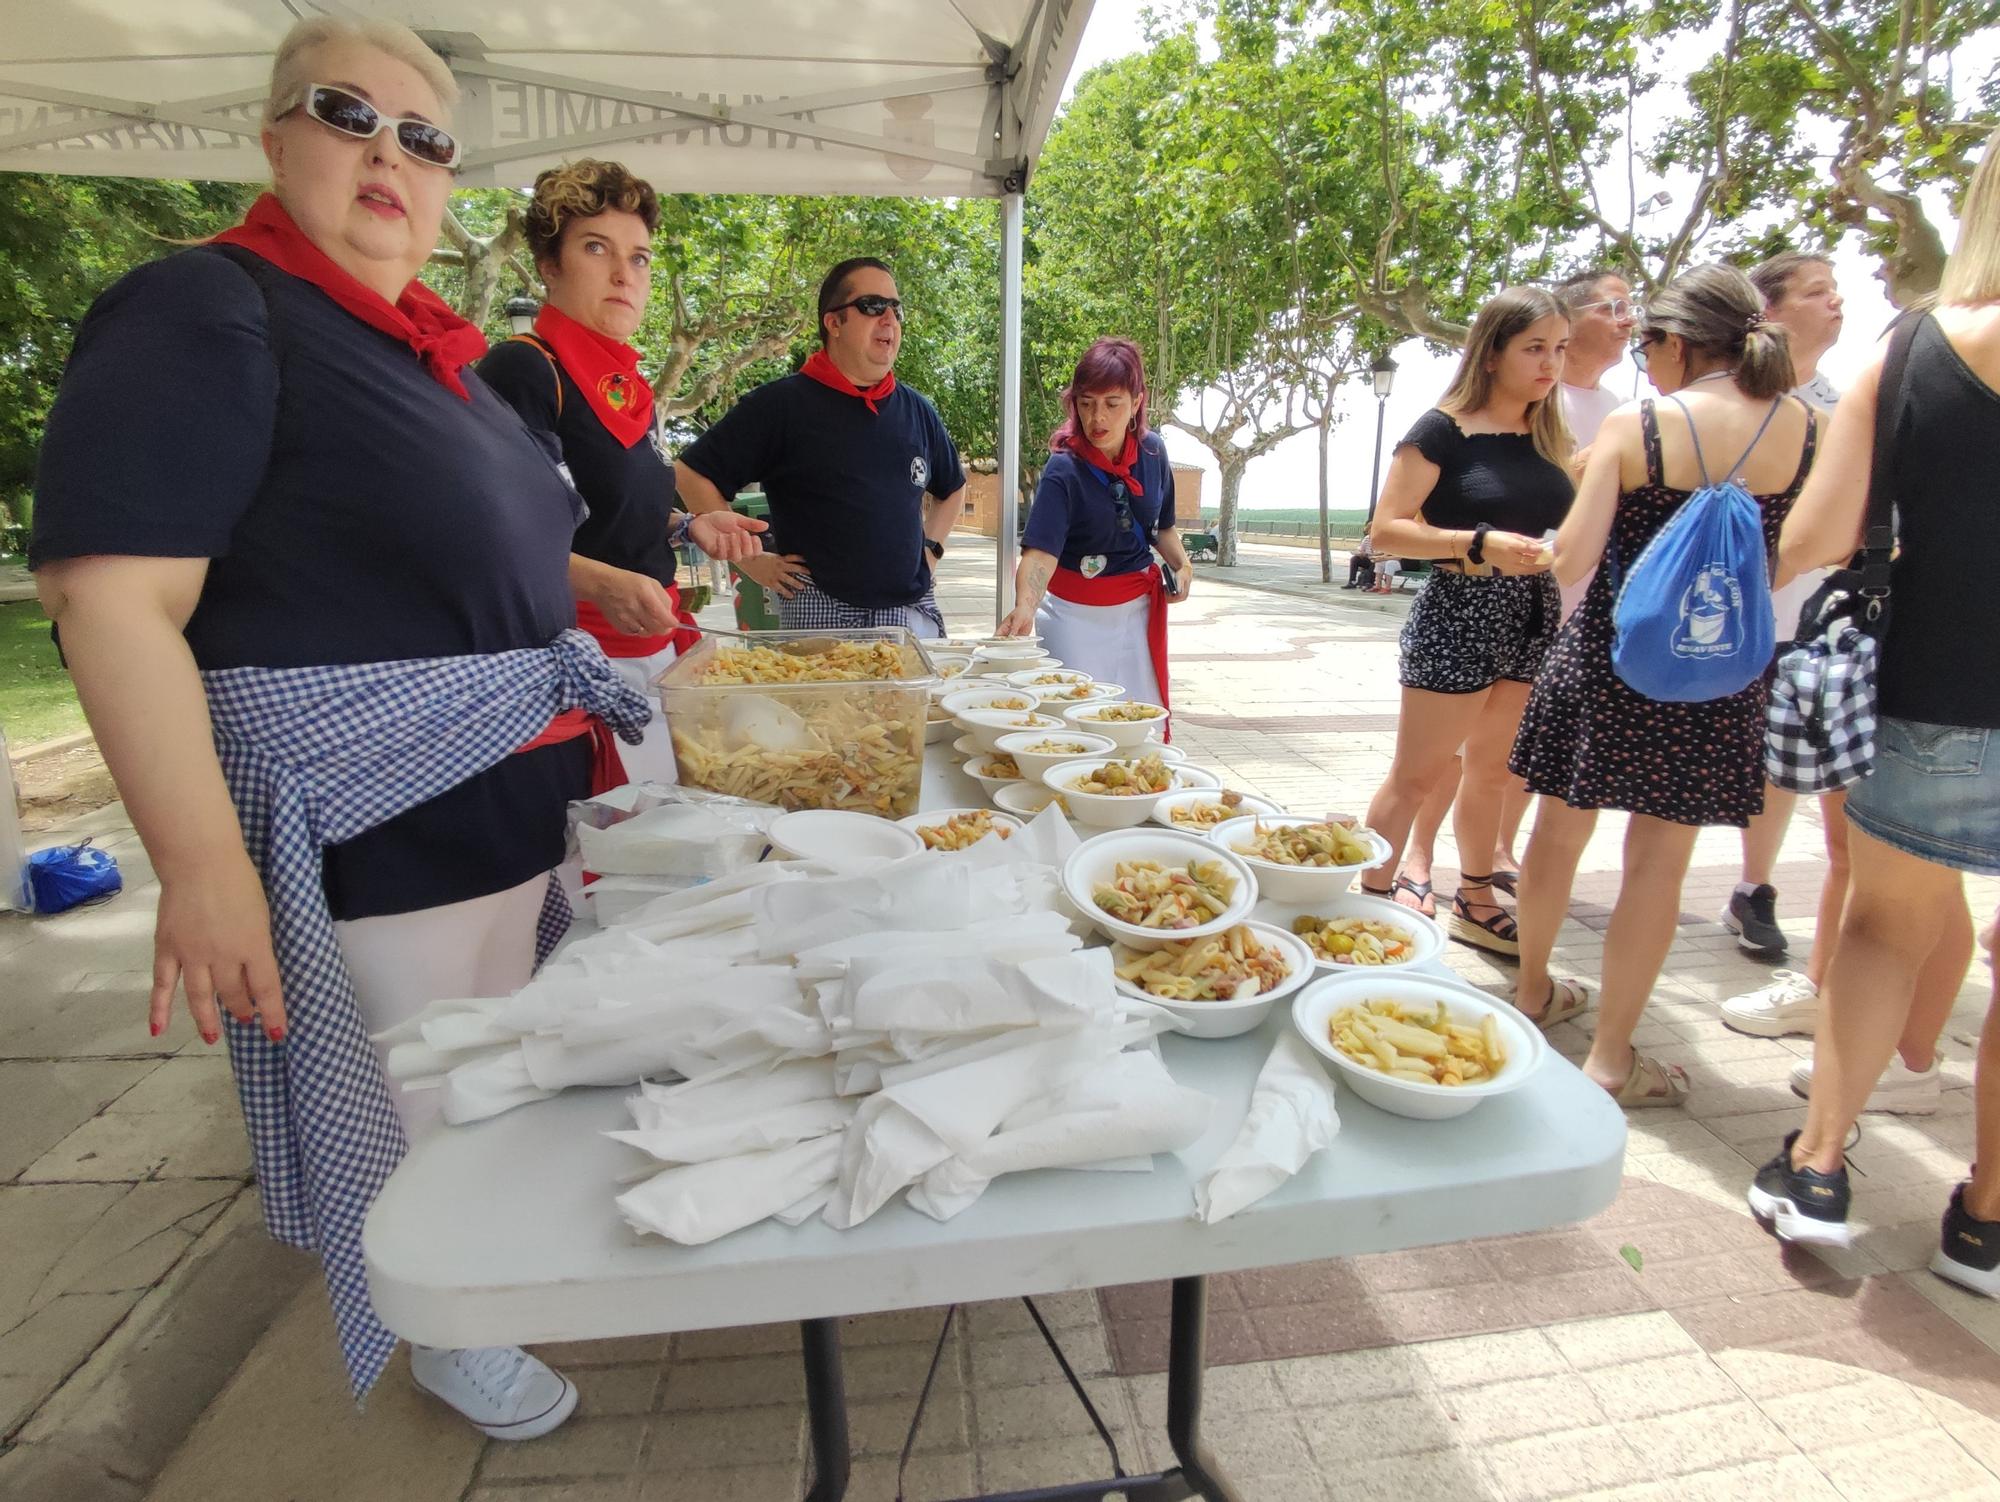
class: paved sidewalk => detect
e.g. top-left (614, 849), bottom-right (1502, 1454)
top-left (7, 537), bottom-right (2000, 1500)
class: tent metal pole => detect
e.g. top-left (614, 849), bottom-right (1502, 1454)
top-left (996, 190), bottom-right (1025, 626)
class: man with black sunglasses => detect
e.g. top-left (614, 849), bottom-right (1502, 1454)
top-left (676, 256), bottom-right (966, 637)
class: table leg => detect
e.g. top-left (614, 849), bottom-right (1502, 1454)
top-left (800, 1317), bottom-right (850, 1502)
top-left (1166, 1277), bottom-right (1246, 1502)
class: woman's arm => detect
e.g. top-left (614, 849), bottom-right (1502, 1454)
top-left (1366, 446), bottom-right (1461, 560)
top-left (1781, 363), bottom-right (1879, 578)
top-left (35, 556), bottom-right (284, 1044)
top-left (998, 548), bottom-right (1059, 636)
top-left (1550, 410), bottom-right (1634, 587)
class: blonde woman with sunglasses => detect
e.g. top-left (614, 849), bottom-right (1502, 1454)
top-left (30, 17), bottom-right (635, 1435)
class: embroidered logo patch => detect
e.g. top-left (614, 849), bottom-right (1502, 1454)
top-left (910, 456), bottom-right (929, 489)
top-left (598, 372), bottom-right (633, 411)
top-left (1081, 555), bottom-right (1107, 579)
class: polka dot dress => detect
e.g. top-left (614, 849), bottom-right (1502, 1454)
top-left (1510, 402), bottom-right (1818, 828)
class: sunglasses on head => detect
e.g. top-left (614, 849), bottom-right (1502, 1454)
top-left (287, 83), bottom-right (461, 169)
top-left (827, 294), bottom-right (903, 321)
top-left (1110, 482), bottom-right (1134, 533)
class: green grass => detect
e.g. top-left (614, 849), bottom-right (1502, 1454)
top-left (1192, 507), bottom-right (1372, 529)
top-left (0, 599), bottom-right (86, 749)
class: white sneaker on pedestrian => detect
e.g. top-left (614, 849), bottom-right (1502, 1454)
top-left (1788, 1054), bottom-right (1943, 1115)
top-left (1719, 970), bottom-right (1819, 1038)
top-left (409, 1344), bottom-right (578, 1440)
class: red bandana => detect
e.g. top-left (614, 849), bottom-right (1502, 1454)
top-left (1065, 431), bottom-right (1146, 503)
top-left (210, 194), bottom-right (487, 400)
top-left (533, 304), bottom-right (656, 448)
top-left (800, 349), bottom-right (897, 414)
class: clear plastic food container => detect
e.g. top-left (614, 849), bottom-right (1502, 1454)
top-left (655, 627), bottom-right (938, 818)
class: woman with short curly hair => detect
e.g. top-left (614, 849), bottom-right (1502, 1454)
top-left (481, 159), bottom-right (765, 779)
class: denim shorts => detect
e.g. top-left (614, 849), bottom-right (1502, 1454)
top-left (1844, 715), bottom-right (2000, 876)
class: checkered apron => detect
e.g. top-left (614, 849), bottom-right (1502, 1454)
top-left (202, 629), bottom-right (649, 1398)
top-left (778, 576), bottom-right (945, 638)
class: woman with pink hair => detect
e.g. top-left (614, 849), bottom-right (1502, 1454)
top-left (997, 337), bottom-right (1193, 710)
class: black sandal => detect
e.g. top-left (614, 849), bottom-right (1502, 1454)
top-left (1487, 870), bottom-right (1519, 898)
top-left (1450, 877), bottom-right (1521, 958)
top-left (1391, 873), bottom-right (1437, 918)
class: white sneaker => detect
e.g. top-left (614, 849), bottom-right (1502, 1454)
top-left (1788, 1054), bottom-right (1943, 1115)
top-left (409, 1345), bottom-right (578, 1440)
top-left (1719, 970), bottom-right (1820, 1038)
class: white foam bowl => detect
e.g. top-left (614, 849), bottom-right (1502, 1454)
top-left (1252, 893), bottom-right (1449, 977)
top-left (996, 729), bottom-right (1118, 784)
top-left (924, 715), bottom-right (957, 745)
top-left (1151, 789), bottom-right (1288, 834)
top-left (898, 807), bottom-right (1023, 851)
top-left (964, 754), bottom-right (1029, 801)
top-left (951, 733), bottom-right (981, 758)
top-left (992, 782), bottom-right (1070, 819)
top-left (1060, 828), bottom-right (1259, 952)
top-left (942, 685), bottom-right (1042, 723)
top-left (1006, 667), bottom-right (1094, 690)
top-left (767, 809), bottom-right (922, 867)
top-left (1109, 919), bottom-right (1316, 1039)
top-left (973, 642), bottom-right (1049, 665)
top-left (1207, 816), bottom-right (1392, 904)
top-left (958, 708), bottom-right (1065, 754)
top-left (1062, 701), bottom-right (1169, 747)
top-left (1040, 757), bottom-right (1195, 829)
top-left (1037, 681), bottom-right (1125, 712)
top-left (981, 632), bottom-right (1041, 647)
top-left (1291, 972), bottom-right (1546, 1120)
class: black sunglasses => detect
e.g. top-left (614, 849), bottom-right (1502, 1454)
top-left (1110, 482), bottom-right (1134, 533)
top-left (287, 83), bottom-right (461, 169)
top-left (827, 294), bottom-right (903, 321)
top-left (1631, 332), bottom-right (1661, 372)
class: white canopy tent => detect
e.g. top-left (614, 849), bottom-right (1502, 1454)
top-left (0, 0), bottom-right (1099, 609)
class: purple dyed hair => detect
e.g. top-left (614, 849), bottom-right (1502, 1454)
top-left (1048, 336), bottom-right (1150, 452)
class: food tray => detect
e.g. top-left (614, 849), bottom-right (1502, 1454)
top-left (656, 627), bottom-right (937, 818)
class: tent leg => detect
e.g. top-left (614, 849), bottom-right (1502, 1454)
top-left (996, 191), bottom-right (1024, 627)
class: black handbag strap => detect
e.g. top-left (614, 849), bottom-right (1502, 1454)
top-left (1858, 312), bottom-right (1924, 611)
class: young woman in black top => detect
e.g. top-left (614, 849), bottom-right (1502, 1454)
top-left (1755, 129), bottom-right (2000, 1269)
top-left (1359, 288), bottom-right (1574, 958)
top-left (480, 159), bottom-right (764, 782)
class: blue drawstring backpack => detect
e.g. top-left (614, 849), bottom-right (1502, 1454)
top-left (1609, 394), bottom-right (1782, 703)
top-left (27, 839), bottom-right (122, 914)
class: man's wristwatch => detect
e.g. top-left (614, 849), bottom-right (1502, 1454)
top-left (924, 539), bottom-right (945, 560)
top-left (1466, 523), bottom-right (1493, 566)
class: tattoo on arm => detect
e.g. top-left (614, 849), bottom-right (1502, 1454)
top-left (1021, 558), bottom-right (1054, 609)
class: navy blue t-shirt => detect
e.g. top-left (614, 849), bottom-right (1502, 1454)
top-left (679, 373), bottom-right (965, 610)
top-left (1022, 434), bottom-right (1177, 576)
top-left (478, 337), bottom-right (679, 589)
top-left (31, 248), bottom-right (591, 921)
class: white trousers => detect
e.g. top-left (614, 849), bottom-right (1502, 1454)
top-left (1034, 593), bottom-right (1165, 708)
top-left (608, 643), bottom-right (679, 786)
top-left (333, 872), bottom-right (548, 1138)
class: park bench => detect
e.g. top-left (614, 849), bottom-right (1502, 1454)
top-left (1181, 531), bottom-right (1220, 561)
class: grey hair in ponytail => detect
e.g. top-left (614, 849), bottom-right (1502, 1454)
top-left (1640, 264), bottom-right (1796, 400)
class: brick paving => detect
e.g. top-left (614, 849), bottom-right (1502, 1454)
top-left (9, 534), bottom-right (2000, 1500)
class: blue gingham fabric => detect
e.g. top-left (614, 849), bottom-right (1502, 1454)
top-left (1766, 621), bottom-right (1880, 794)
top-left (203, 629), bottom-right (648, 1398)
top-left (777, 576), bottom-right (945, 638)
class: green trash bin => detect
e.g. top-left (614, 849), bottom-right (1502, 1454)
top-left (728, 489), bottom-right (781, 632)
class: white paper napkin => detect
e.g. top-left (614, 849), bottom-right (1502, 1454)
top-left (616, 1133), bottom-right (844, 1245)
top-left (1192, 1030), bottom-right (1340, 1224)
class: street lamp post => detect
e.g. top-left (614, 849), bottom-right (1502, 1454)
top-left (1363, 351), bottom-right (1399, 533)
top-left (504, 295), bottom-right (540, 336)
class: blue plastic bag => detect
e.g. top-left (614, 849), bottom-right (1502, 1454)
top-left (27, 840), bottom-right (122, 914)
top-left (1610, 399), bottom-right (1778, 703)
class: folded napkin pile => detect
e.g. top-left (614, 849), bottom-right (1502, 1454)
top-left (379, 804), bottom-right (1339, 1242)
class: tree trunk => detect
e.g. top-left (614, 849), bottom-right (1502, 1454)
top-left (438, 205), bottom-right (528, 328)
top-left (1216, 461), bottom-right (1245, 568)
top-left (1316, 413), bottom-right (1333, 585)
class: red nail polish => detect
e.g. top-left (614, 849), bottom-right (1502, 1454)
top-left (201, 1029), bottom-right (219, 1045)
top-left (269, 1026), bottom-right (286, 1043)
top-left (149, 1021), bottom-right (162, 1037)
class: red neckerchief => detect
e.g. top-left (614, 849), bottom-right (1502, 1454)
top-left (1065, 431), bottom-right (1146, 503)
top-left (533, 304), bottom-right (656, 447)
top-left (800, 349), bottom-right (896, 414)
top-left (210, 193), bottom-right (486, 400)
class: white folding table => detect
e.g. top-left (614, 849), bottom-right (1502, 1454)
top-left (367, 740), bottom-right (1626, 1499)
top-left (365, 1015), bottom-right (1625, 1500)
